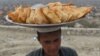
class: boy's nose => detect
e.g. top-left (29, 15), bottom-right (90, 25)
top-left (50, 44), bottom-right (56, 49)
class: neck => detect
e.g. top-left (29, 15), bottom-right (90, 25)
top-left (45, 55), bottom-right (59, 56)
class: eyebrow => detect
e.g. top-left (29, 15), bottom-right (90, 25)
top-left (44, 38), bottom-right (60, 43)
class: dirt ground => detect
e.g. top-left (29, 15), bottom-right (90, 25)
top-left (0, 27), bottom-right (100, 56)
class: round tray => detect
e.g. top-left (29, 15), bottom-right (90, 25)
top-left (5, 15), bottom-right (83, 28)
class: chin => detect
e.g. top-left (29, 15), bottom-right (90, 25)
top-left (48, 51), bottom-right (58, 55)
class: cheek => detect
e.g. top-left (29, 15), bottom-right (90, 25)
top-left (56, 39), bottom-right (61, 45)
top-left (56, 40), bottom-right (61, 48)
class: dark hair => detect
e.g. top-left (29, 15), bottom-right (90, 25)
top-left (37, 29), bottom-right (61, 41)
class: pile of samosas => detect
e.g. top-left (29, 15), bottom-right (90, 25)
top-left (8, 2), bottom-right (92, 24)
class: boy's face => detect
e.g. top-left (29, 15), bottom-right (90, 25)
top-left (38, 30), bottom-right (61, 56)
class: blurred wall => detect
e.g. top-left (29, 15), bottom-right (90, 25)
top-left (0, 0), bottom-right (100, 9)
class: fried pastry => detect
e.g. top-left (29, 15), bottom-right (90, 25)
top-left (47, 2), bottom-right (62, 10)
top-left (8, 11), bottom-right (19, 22)
top-left (62, 5), bottom-right (92, 22)
top-left (33, 8), bottom-right (49, 24)
top-left (26, 9), bottom-right (35, 24)
top-left (26, 8), bottom-right (49, 24)
top-left (42, 7), bottom-right (61, 24)
top-left (23, 7), bottom-right (31, 19)
top-left (8, 6), bottom-right (32, 23)
top-left (8, 2), bottom-right (92, 24)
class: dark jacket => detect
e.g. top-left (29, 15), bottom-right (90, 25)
top-left (26, 47), bottom-right (78, 56)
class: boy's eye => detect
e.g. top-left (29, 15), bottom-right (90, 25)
top-left (54, 39), bottom-right (59, 42)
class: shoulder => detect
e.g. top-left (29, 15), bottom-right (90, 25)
top-left (26, 48), bottom-right (42, 56)
top-left (60, 47), bottom-right (78, 56)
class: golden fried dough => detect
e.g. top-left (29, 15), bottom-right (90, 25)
top-left (48, 2), bottom-right (62, 10)
top-left (42, 7), bottom-right (61, 23)
top-left (33, 8), bottom-right (49, 24)
top-left (26, 9), bottom-right (35, 24)
top-left (8, 2), bottom-right (92, 24)
top-left (77, 7), bottom-right (92, 18)
top-left (26, 8), bottom-right (49, 24)
top-left (8, 11), bottom-right (19, 22)
top-left (62, 5), bottom-right (92, 22)
top-left (23, 7), bottom-right (31, 19)
top-left (18, 7), bottom-right (31, 23)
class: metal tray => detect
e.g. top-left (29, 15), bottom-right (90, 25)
top-left (5, 4), bottom-right (92, 28)
top-left (5, 15), bottom-right (84, 28)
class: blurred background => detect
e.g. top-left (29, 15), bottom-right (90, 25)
top-left (0, 0), bottom-right (100, 56)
